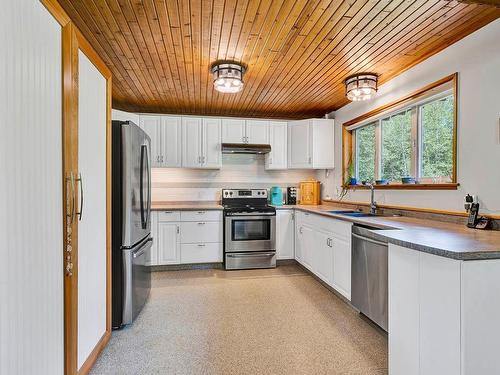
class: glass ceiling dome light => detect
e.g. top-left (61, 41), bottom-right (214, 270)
top-left (344, 73), bottom-right (378, 101)
top-left (211, 62), bottom-right (246, 93)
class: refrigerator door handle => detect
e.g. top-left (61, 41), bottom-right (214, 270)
top-left (145, 143), bottom-right (151, 228)
top-left (140, 144), bottom-right (147, 229)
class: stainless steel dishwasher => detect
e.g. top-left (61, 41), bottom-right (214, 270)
top-left (351, 224), bottom-right (388, 332)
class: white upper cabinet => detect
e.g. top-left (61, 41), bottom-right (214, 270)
top-left (202, 118), bottom-right (222, 169)
top-left (182, 117), bottom-right (221, 169)
top-left (288, 118), bottom-right (334, 169)
top-left (246, 120), bottom-right (269, 144)
top-left (182, 117), bottom-right (203, 168)
top-left (265, 121), bottom-right (288, 170)
top-left (222, 119), bottom-right (269, 144)
top-left (139, 115), bottom-right (162, 167)
top-left (222, 119), bottom-right (246, 143)
top-left (160, 116), bottom-right (182, 167)
top-left (140, 115), bottom-right (182, 168)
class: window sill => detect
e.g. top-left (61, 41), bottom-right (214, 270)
top-left (347, 183), bottom-right (459, 190)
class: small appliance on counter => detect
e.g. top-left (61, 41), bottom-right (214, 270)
top-left (286, 187), bottom-right (298, 205)
top-left (299, 179), bottom-right (321, 205)
top-left (464, 194), bottom-right (490, 229)
top-left (270, 186), bottom-right (284, 206)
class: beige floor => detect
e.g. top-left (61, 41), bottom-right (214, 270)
top-left (90, 265), bottom-right (387, 375)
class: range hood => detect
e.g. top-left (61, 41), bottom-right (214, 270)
top-left (222, 143), bottom-right (271, 154)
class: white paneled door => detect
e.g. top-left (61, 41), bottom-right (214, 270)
top-left (0, 1), bottom-right (63, 373)
top-left (77, 50), bottom-right (108, 370)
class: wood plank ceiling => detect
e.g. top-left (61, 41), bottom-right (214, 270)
top-left (58, 0), bottom-right (500, 119)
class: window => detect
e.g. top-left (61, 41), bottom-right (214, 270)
top-left (345, 74), bottom-right (457, 188)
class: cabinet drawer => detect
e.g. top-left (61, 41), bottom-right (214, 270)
top-left (180, 210), bottom-right (222, 222)
top-left (296, 210), bottom-right (314, 226)
top-left (314, 215), bottom-right (352, 239)
top-left (180, 221), bottom-right (222, 243)
top-left (180, 243), bottom-right (222, 264)
top-left (157, 210), bottom-right (181, 222)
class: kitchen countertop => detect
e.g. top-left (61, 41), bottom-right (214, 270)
top-left (289, 204), bottom-right (500, 260)
top-left (152, 201), bottom-right (223, 210)
top-left (151, 201), bottom-right (500, 260)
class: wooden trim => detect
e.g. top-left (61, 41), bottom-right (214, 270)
top-left (105, 76), bottom-right (113, 334)
top-left (347, 183), bottom-right (459, 190)
top-left (342, 74), bottom-right (459, 188)
top-left (77, 331), bottom-right (111, 375)
top-left (62, 22), bottom-right (80, 375)
top-left (75, 30), bottom-right (112, 79)
top-left (40, 0), bottom-right (71, 26)
top-left (323, 199), bottom-right (500, 220)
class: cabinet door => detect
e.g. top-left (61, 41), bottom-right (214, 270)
top-left (301, 225), bottom-right (315, 270)
top-left (158, 222), bottom-right (180, 265)
top-left (332, 236), bottom-right (351, 299)
top-left (288, 120), bottom-right (311, 168)
top-left (147, 212), bottom-right (158, 266)
top-left (222, 119), bottom-right (246, 143)
top-left (202, 118), bottom-right (222, 169)
top-left (312, 230), bottom-right (334, 285)
top-left (389, 245), bottom-right (420, 375)
top-left (276, 210), bottom-right (294, 260)
top-left (160, 116), bottom-right (182, 167)
top-left (246, 120), bottom-right (269, 144)
top-left (181, 117), bottom-right (202, 168)
top-left (311, 119), bottom-right (334, 169)
top-left (139, 115), bottom-right (161, 167)
top-left (266, 121), bottom-right (287, 170)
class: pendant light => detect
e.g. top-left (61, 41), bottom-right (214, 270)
top-left (211, 62), bottom-right (245, 93)
top-left (344, 73), bottom-right (378, 101)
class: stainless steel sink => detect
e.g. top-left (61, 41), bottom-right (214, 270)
top-left (326, 210), bottom-right (377, 218)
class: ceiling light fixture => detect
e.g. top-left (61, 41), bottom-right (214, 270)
top-left (211, 62), bottom-right (246, 93)
top-left (344, 73), bottom-right (378, 101)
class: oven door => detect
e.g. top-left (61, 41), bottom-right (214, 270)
top-left (225, 214), bottom-right (276, 252)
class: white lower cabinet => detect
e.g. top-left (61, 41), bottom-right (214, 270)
top-left (158, 222), bottom-right (180, 265)
top-left (150, 210), bottom-right (223, 266)
top-left (312, 229), bottom-right (334, 285)
top-left (295, 210), bottom-right (352, 299)
top-left (389, 244), bottom-right (462, 375)
top-left (276, 209), bottom-right (294, 259)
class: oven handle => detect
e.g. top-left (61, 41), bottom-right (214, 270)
top-left (226, 252), bottom-right (276, 258)
top-left (226, 212), bottom-right (276, 216)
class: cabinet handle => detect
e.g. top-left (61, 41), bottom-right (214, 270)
top-left (197, 211), bottom-right (206, 214)
top-left (164, 211), bottom-right (173, 214)
top-left (76, 173), bottom-right (83, 221)
top-left (161, 155), bottom-right (164, 163)
top-left (197, 244), bottom-right (206, 247)
top-left (176, 225), bottom-right (180, 234)
top-left (299, 227), bottom-right (303, 234)
top-left (308, 156), bottom-right (312, 164)
top-left (156, 155), bottom-right (160, 163)
top-left (197, 222), bottom-right (206, 225)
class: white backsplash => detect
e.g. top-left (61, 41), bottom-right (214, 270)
top-left (152, 154), bottom-right (315, 201)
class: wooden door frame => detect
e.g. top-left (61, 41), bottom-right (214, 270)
top-left (40, 1), bottom-right (112, 374)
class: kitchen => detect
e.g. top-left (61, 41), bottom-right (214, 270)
top-left (2, 1), bottom-right (500, 375)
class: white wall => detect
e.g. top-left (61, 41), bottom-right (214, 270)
top-left (0, 1), bottom-right (64, 374)
top-left (77, 51), bottom-right (107, 368)
top-left (319, 20), bottom-right (500, 215)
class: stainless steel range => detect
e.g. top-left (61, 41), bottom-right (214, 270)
top-left (222, 189), bottom-right (276, 270)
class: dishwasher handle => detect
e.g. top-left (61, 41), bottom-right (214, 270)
top-left (352, 233), bottom-right (388, 247)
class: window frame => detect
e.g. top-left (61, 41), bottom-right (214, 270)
top-left (342, 73), bottom-right (458, 190)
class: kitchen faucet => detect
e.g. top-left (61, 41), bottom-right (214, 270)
top-left (365, 182), bottom-right (377, 215)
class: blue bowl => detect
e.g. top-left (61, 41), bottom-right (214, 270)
top-left (375, 179), bottom-right (389, 185)
top-left (401, 177), bottom-right (416, 184)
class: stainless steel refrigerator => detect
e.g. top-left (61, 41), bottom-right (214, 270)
top-left (112, 120), bottom-right (152, 328)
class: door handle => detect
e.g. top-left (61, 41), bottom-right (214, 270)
top-left (76, 173), bottom-right (83, 221)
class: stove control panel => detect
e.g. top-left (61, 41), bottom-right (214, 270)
top-left (222, 189), bottom-right (268, 199)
